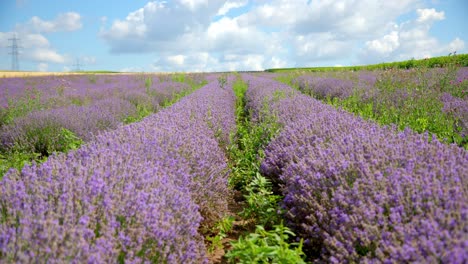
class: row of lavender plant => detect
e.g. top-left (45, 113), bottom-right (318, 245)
top-left (285, 67), bottom-right (468, 147)
top-left (0, 74), bottom-right (205, 130)
top-left (243, 74), bottom-right (467, 263)
top-left (0, 77), bottom-right (236, 263)
top-left (0, 74), bottom-right (205, 175)
top-left (0, 73), bottom-right (205, 109)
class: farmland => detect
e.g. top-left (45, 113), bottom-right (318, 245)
top-left (0, 55), bottom-right (467, 263)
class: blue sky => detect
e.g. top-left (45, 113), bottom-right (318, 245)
top-left (0, 0), bottom-right (467, 72)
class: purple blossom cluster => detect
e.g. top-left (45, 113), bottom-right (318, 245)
top-left (290, 67), bottom-right (468, 103)
top-left (441, 93), bottom-right (468, 137)
top-left (243, 75), bottom-right (468, 263)
top-left (455, 67), bottom-right (468, 84)
top-left (0, 98), bottom-right (137, 153)
top-left (0, 79), bottom-right (236, 263)
top-left (0, 74), bottom-right (201, 154)
top-left (292, 76), bottom-right (354, 100)
top-left (0, 74), bottom-right (195, 109)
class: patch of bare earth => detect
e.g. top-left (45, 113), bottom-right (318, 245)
top-left (206, 190), bottom-right (255, 264)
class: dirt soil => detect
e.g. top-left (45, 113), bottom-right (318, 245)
top-left (206, 190), bottom-right (255, 264)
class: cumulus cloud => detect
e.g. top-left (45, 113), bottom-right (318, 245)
top-left (361, 8), bottom-right (462, 63)
top-left (416, 8), bottom-right (445, 23)
top-left (365, 31), bottom-right (400, 57)
top-left (30, 49), bottom-right (66, 63)
top-left (18, 12), bottom-right (82, 33)
top-left (101, 0), bottom-right (465, 71)
top-left (151, 51), bottom-right (288, 72)
top-left (101, 0), bottom-right (226, 53)
top-left (217, 0), bottom-right (248, 16)
top-left (0, 31), bottom-right (66, 64)
top-left (166, 55), bottom-right (186, 66)
top-left (293, 33), bottom-right (351, 64)
top-left (239, 0), bottom-right (417, 38)
top-left (0, 12), bottom-right (91, 70)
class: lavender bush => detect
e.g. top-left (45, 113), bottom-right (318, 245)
top-left (441, 93), bottom-right (468, 138)
top-left (0, 77), bottom-right (236, 263)
top-left (283, 67), bottom-right (468, 147)
top-left (0, 98), bottom-right (137, 155)
top-left (292, 76), bottom-right (354, 100)
top-left (243, 74), bottom-right (468, 263)
top-left (0, 73), bottom-right (206, 177)
top-left (0, 73), bottom-right (199, 124)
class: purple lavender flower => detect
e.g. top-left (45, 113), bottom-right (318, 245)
top-left (244, 74), bottom-right (468, 263)
top-left (0, 77), bottom-right (236, 263)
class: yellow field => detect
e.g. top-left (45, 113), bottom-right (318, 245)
top-left (0, 71), bottom-right (92, 78)
top-left (0, 71), bottom-right (177, 78)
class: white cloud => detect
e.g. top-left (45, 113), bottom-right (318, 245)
top-left (0, 12), bottom-right (96, 70)
top-left (167, 55), bottom-right (186, 66)
top-left (217, 0), bottom-right (248, 16)
top-left (447, 38), bottom-right (464, 53)
top-left (153, 52), bottom-right (218, 72)
top-left (292, 33), bottom-right (351, 65)
top-left (0, 31), bottom-right (66, 64)
top-left (151, 52), bottom-right (285, 72)
top-left (180, 0), bottom-right (209, 11)
top-left (100, 0), bottom-right (466, 71)
top-left (365, 31), bottom-right (400, 56)
top-left (416, 8), bottom-right (445, 23)
top-left (205, 16), bottom-right (274, 53)
top-left (239, 0), bottom-right (417, 38)
top-left (101, 0), bottom-right (226, 53)
top-left (270, 57), bottom-right (288, 69)
top-left (31, 49), bottom-right (66, 63)
top-left (361, 8), bottom-right (463, 63)
top-left (19, 12), bottom-right (82, 33)
top-left (37, 63), bottom-right (48, 72)
top-left (22, 34), bottom-right (50, 48)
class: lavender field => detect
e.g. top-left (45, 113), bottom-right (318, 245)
top-left (0, 65), bottom-right (467, 263)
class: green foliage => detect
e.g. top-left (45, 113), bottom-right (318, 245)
top-left (241, 173), bottom-right (282, 228)
top-left (206, 216), bottom-right (235, 252)
top-left (171, 73), bottom-right (186, 83)
top-left (70, 96), bottom-right (88, 106)
top-left (218, 74), bottom-right (228, 89)
top-left (87, 74), bottom-right (98, 84)
top-left (145, 76), bottom-right (153, 91)
top-left (0, 88), bottom-right (43, 127)
top-left (0, 128), bottom-right (82, 178)
top-left (266, 53), bottom-right (468, 72)
top-left (124, 76), bottom-right (207, 124)
top-left (277, 62), bottom-right (468, 148)
top-left (123, 104), bottom-right (153, 124)
top-left (56, 84), bottom-right (65, 97)
top-left (225, 223), bottom-right (306, 264)
top-left (22, 126), bottom-right (83, 158)
top-left (225, 75), bottom-right (305, 263)
top-left (58, 128), bottom-right (83, 151)
top-left (228, 76), bottom-right (278, 190)
top-left (1, 74), bottom-right (207, 179)
top-left (0, 147), bottom-right (40, 177)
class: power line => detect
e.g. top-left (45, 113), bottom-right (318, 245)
top-left (72, 58), bottom-right (83, 71)
top-left (8, 34), bottom-right (21, 71)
